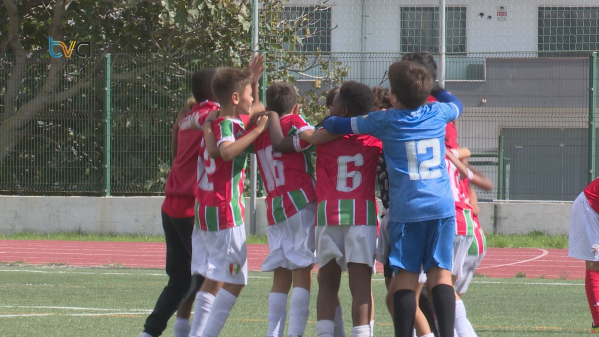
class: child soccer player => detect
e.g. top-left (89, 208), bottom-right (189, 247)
top-left (323, 61), bottom-right (463, 337)
top-left (253, 82), bottom-right (318, 337)
top-left (269, 81), bottom-right (381, 337)
top-left (139, 69), bottom-right (218, 337)
top-left (569, 177), bottom-right (599, 333)
top-left (189, 64), bottom-right (269, 337)
top-left (444, 124), bottom-right (492, 337)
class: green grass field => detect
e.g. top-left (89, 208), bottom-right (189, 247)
top-left (0, 231), bottom-right (570, 248)
top-left (0, 266), bottom-right (589, 336)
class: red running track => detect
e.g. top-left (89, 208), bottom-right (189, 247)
top-left (0, 240), bottom-right (585, 279)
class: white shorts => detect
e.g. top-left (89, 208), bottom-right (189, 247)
top-left (455, 252), bottom-right (486, 295)
top-left (569, 193), bottom-right (599, 261)
top-left (261, 202), bottom-right (317, 272)
top-left (191, 225), bottom-right (248, 285)
top-left (452, 235), bottom-right (474, 277)
top-left (375, 208), bottom-right (390, 264)
top-left (316, 225), bottom-right (377, 271)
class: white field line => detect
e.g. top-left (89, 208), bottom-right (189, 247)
top-left (0, 312), bottom-right (146, 318)
top-left (0, 305), bottom-right (151, 312)
top-left (0, 268), bottom-right (273, 278)
top-left (0, 267), bottom-right (581, 286)
top-left (477, 249), bottom-right (549, 269)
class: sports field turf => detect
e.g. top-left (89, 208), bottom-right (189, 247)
top-left (0, 266), bottom-right (589, 336)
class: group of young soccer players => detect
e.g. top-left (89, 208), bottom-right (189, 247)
top-left (138, 51), bottom-right (493, 337)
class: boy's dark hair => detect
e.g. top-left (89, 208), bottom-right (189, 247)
top-left (192, 68), bottom-right (217, 102)
top-left (401, 52), bottom-right (444, 95)
top-left (265, 82), bottom-right (298, 115)
top-left (371, 86), bottom-right (392, 111)
top-left (388, 61), bottom-right (434, 110)
top-left (325, 87), bottom-right (340, 108)
top-left (401, 52), bottom-right (437, 80)
top-left (211, 68), bottom-right (253, 105)
top-left (338, 81), bottom-right (375, 117)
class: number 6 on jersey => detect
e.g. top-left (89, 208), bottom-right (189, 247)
top-left (405, 138), bottom-right (442, 180)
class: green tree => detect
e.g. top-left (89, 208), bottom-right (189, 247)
top-left (0, 0), bottom-right (347, 194)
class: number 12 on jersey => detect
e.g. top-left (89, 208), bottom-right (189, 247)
top-left (405, 138), bottom-right (442, 180)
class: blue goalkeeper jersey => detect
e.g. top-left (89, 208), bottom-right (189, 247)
top-left (350, 102), bottom-right (460, 223)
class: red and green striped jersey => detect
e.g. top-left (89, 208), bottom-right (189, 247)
top-left (195, 117), bottom-right (249, 231)
top-left (468, 214), bottom-right (487, 256)
top-left (316, 135), bottom-right (382, 226)
top-left (254, 114), bottom-right (316, 225)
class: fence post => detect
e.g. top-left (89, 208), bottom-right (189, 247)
top-left (589, 52), bottom-right (597, 184)
top-left (497, 134), bottom-right (505, 200)
top-left (438, 0), bottom-right (446, 88)
top-left (249, 0), bottom-right (259, 235)
top-left (104, 54), bottom-right (112, 197)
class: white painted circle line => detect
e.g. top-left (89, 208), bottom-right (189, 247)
top-left (477, 249), bottom-right (549, 269)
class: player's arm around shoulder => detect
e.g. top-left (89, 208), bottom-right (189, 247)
top-left (219, 115), bottom-right (269, 162)
top-left (434, 90), bottom-right (464, 122)
top-left (323, 110), bottom-right (387, 137)
top-left (298, 127), bottom-right (341, 146)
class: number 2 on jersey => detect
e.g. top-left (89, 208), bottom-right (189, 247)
top-left (197, 140), bottom-right (216, 191)
top-left (405, 138), bottom-right (442, 180)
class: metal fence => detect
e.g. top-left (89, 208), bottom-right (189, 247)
top-left (1, 0), bottom-right (599, 201)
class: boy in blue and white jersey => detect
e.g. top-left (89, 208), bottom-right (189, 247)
top-left (323, 61), bottom-right (463, 337)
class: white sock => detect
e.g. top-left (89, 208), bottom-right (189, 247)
top-left (140, 333), bottom-right (153, 337)
top-left (173, 317), bottom-right (190, 337)
top-left (369, 320), bottom-right (374, 337)
top-left (455, 300), bottom-right (477, 337)
top-left (190, 291), bottom-right (214, 337)
top-left (316, 320), bottom-right (335, 337)
top-left (333, 306), bottom-right (346, 337)
top-left (412, 329), bottom-right (417, 337)
top-left (420, 333), bottom-right (434, 337)
top-left (288, 287), bottom-right (310, 336)
top-left (202, 289), bottom-right (238, 337)
top-left (350, 325), bottom-right (370, 337)
top-left (267, 292), bottom-right (288, 337)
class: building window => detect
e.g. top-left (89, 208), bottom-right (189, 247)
top-left (400, 7), bottom-right (467, 54)
top-left (538, 7), bottom-right (599, 57)
top-left (284, 6), bottom-right (332, 52)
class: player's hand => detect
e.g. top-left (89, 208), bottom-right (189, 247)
top-left (258, 110), bottom-right (277, 118)
top-left (256, 115), bottom-right (269, 132)
top-left (248, 53), bottom-right (265, 84)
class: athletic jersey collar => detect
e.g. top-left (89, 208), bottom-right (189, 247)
top-left (193, 100), bottom-right (220, 110)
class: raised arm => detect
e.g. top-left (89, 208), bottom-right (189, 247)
top-left (435, 90), bottom-right (463, 119)
top-left (248, 54), bottom-right (266, 116)
top-left (219, 116), bottom-right (269, 162)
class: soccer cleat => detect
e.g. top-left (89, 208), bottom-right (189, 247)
top-left (592, 323), bottom-right (599, 333)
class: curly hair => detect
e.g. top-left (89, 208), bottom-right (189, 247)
top-left (371, 86), bottom-right (392, 111)
top-left (338, 81), bottom-right (375, 117)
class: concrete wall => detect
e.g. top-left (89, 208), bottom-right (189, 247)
top-left (0, 196), bottom-right (572, 236)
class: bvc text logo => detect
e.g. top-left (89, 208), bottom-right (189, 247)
top-left (48, 37), bottom-right (91, 58)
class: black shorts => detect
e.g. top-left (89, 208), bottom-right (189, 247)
top-left (383, 263), bottom-right (394, 278)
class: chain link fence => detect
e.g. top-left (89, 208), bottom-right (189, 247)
top-left (1, 0), bottom-right (598, 201)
